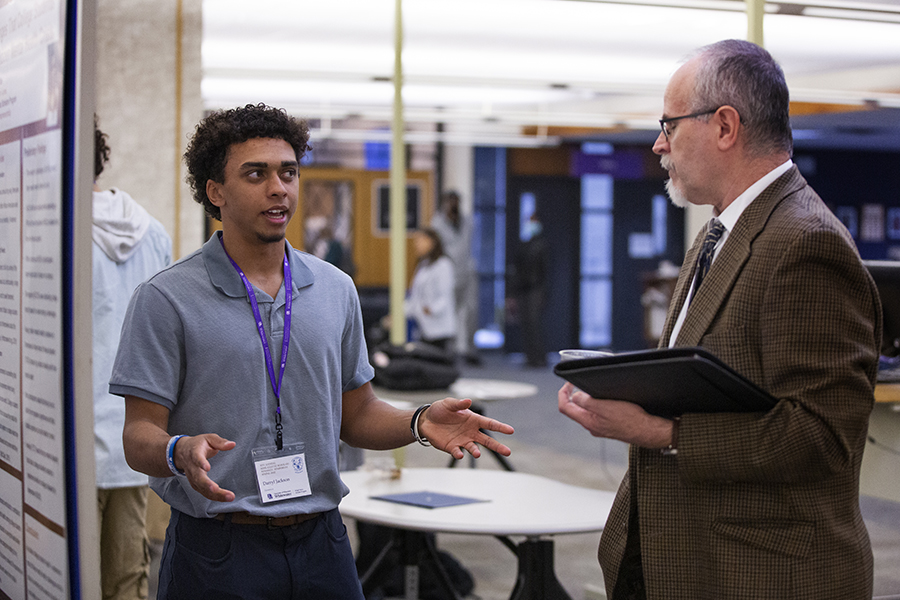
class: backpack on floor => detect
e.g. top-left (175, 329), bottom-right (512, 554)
top-left (371, 341), bottom-right (459, 391)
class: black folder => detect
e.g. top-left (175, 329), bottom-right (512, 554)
top-left (553, 347), bottom-right (777, 418)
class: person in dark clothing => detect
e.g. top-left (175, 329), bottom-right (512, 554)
top-left (510, 215), bottom-right (549, 367)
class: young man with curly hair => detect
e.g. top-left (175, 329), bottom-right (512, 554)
top-left (110, 103), bottom-right (513, 599)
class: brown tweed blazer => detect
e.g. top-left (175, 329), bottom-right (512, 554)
top-left (599, 166), bottom-right (882, 600)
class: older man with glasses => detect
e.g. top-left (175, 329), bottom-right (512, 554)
top-left (559, 39), bottom-right (880, 600)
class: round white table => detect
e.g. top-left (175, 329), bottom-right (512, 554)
top-left (340, 468), bottom-right (614, 599)
top-left (449, 378), bottom-right (539, 402)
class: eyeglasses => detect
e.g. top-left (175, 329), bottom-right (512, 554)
top-left (659, 107), bottom-right (721, 139)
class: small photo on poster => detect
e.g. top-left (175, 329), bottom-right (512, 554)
top-left (888, 208), bottom-right (900, 240)
top-left (834, 206), bottom-right (858, 239)
top-left (861, 204), bottom-right (885, 243)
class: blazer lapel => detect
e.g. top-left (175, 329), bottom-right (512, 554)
top-left (666, 166), bottom-right (808, 348)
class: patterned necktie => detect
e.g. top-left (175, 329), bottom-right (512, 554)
top-left (691, 218), bottom-right (726, 300)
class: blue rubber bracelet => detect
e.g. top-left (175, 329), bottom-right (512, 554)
top-left (166, 435), bottom-right (187, 476)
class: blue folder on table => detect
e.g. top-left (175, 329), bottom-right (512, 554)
top-left (370, 491), bottom-right (487, 509)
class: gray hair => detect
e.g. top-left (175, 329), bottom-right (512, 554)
top-left (688, 39), bottom-right (793, 157)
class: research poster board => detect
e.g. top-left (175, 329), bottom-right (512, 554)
top-left (0, 0), bottom-right (73, 598)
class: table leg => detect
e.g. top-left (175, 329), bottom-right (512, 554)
top-left (508, 538), bottom-right (572, 600)
top-left (420, 532), bottom-right (464, 600)
top-left (400, 530), bottom-right (420, 600)
top-left (358, 527), bottom-right (457, 599)
top-left (397, 529), bottom-right (464, 600)
top-left (358, 533), bottom-right (395, 590)
top-left (490, 447), bottom-right (515, 471)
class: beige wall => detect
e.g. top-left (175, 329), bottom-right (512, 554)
top-left (95, 0), bottom-right (205, 259)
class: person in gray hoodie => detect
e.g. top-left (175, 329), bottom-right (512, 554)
top-left (92, 117), bottom-right (171, 600)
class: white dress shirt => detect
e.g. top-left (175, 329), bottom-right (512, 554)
top-left (669, 159), bottom-right (793, 346)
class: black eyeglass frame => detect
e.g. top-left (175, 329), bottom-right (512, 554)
top-left (658, 107), bottom-right (722, 139)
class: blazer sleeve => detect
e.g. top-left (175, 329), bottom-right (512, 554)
top-left (677, 226), bottom-right (880, 484)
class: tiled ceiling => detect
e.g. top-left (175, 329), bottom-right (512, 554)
top-left (202, 0), bottom-right (900, 149)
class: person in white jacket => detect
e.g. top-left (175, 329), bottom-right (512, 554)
top-left (431, 191), bottom-right (479, 362)
top-left (92, 117), bottom-right (171, 600)
top-left (406, 228), bottom-right (457, 352)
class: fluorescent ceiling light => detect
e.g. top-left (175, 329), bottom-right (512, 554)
top-left (803, 6), bottom-right (900, 21)
top-left (202, 0), bottom-right (900, 143)
top-left (202, 40), bottom-right (393, 74)
top-left (767, 12), bottom-right (900, 67)
top-left (203, 78), bottom-right (575, 107)
top-left (308, 127), bottom-right (562, 147)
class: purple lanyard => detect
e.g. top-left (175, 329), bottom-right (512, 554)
top-left (220, 236), bottom-right (292, 450)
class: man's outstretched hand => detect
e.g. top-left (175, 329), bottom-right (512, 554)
top-left (174, 433), bottom-right (237, 503)
top-left (417, 397), bottom-right (515, 460)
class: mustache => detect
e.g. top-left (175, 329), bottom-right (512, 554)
top-left (660, 155), bottom-right (674, 171)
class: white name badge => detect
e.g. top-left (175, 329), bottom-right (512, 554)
top-left (252, 443), bottom-right (312, 504)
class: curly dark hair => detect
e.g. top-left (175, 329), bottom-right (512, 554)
top-left (94, 114), bottom-right (110, 179)
top-left (184, 103), bottom-right (311, 221)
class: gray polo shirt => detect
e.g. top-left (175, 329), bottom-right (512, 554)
top-left (110, 233), bottom-right (374, 518)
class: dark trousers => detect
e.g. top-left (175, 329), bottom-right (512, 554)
top-left (520, 288), bottom-right (547, 367)
top-left (157, 508), bottom-right (364, 600)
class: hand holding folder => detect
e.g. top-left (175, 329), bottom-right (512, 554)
top-left (554, 347), bottom-right (777, 418)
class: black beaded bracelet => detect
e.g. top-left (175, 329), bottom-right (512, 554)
top-left (410, 404), bottom-right (432, 447)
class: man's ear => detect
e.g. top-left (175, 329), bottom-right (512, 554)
top-left (206, 179), bottom-right (225, 208)
top-left (715, 105), bottom-right (741, 151)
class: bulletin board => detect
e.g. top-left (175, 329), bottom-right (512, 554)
top-left (0, 0), bottom-right (89, 597)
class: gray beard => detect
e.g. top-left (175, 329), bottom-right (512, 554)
top-left (660, 156), bottom-right (689, 208)
top-left (665, 178), bottom-right (689, 208)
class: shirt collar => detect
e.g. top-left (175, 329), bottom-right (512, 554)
top-left (716, 159), bottom-right (793, 233)
top-left (203, 231), bottom-right (314, 298)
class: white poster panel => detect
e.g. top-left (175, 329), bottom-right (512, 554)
top-left (0, 50), bottom-right (49, 132)
top-left (21, 130), bottom-right (64, 528)
top-left (0, 0), bottom-right (60, 132)
top-left (0, 468), bottom-right (25, 600)
top-left (24, 513), bottom-right (67, 600)
top-left (0, 0), bottom-right (68, 598)
top-left (0, 139), bottom-right (22, 471)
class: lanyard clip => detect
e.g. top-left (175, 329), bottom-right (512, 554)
top-left (275, 408), bottom-right (283, 451)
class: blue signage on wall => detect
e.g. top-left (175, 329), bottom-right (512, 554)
top-left (572, 149), bottom-right (645, 180)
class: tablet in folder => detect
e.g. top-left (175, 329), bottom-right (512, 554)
top-left (553, 347), bottom-right (777, 418)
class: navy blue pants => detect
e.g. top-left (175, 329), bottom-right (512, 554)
top-left (157, 508), bottom-right (364, 600)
